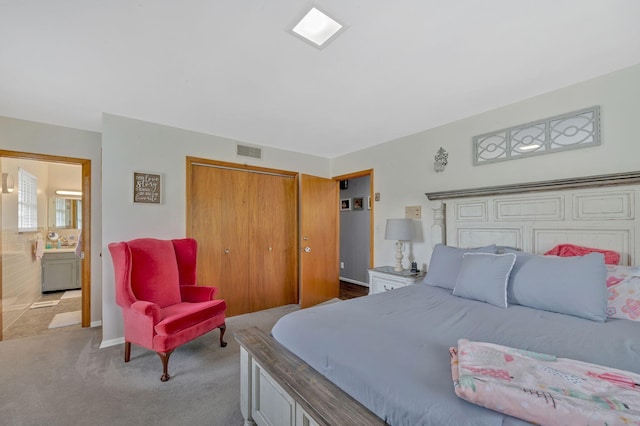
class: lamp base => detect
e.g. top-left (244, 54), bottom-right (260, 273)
top-left (394, 241), bottom-right (404, 272)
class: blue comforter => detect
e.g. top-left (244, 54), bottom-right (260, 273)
top-left (271, 284), bottom-right (640, 426)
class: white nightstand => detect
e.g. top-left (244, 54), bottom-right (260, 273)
top-left (368, 266), bottom-right (426, 295)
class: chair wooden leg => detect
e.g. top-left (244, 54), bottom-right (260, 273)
top-left (157, 350), bottom-right (174, 382)
top-left (219, 323), bottom-right (228, 348)
top-left (124, 341), bottom-right (131, 363)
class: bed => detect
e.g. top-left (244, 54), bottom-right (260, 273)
top-left (236, 171), bottom-right (640, 426)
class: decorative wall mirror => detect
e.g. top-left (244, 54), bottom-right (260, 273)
top-left (48, 197), bottom-right (82, 229)
top-left (473, 106), bottom-right (600, 165)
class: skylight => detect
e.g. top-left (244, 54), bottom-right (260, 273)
top-left (291, 7), bottom-right (344, 48)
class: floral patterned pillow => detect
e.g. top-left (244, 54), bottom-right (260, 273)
top-left (606, 265), bottom-right (640, 321)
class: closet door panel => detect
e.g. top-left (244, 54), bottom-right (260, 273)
top-left (249, 173), bottom-right (297, 312)
top-left (220, 168), bottom-right (252, 316)
top-left (190, 166), bottom-right (251, 317)
top-left (190, 165), bottom-right (224, 286)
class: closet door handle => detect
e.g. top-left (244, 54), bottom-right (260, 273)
top-left (224, 248), bottom-right (230, 254)
top-left (304, 247), bottom-right (311, 253)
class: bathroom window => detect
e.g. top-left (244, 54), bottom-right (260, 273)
top-left (18, 168), bottom-right (38, 232)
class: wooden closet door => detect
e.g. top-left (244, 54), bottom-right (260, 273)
top-left (249, 172), bottom-right (297, 312)
top-left (190, 165), bottom-right (251, 317)
top-left (188, 162), bottom-right (297, 317)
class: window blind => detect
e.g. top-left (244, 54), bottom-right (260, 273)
top-left (18, 168), bottom-right (38, 231)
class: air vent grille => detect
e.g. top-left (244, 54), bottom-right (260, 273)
top-left (237, 144), bottom-right (262, 159)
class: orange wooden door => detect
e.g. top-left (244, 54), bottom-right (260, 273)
top-left (249, 172), bottom-right (297, 312)
top-left (299, 174), bottom-right (339, 308)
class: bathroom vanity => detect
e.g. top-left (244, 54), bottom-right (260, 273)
top-left (41, 249), bottom-right (81, 293)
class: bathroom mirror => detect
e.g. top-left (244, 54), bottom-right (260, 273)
top-left (48, 197), bottom-right (82, 229)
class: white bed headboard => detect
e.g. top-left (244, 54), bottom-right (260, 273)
top-left (426, 172), bottom-right (640, 266)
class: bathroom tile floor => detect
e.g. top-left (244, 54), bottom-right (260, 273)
top-left (2, 291), bottom-right (82, 341)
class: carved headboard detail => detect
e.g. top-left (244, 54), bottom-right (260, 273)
top-left (426, 171), bottom-right (640, 266)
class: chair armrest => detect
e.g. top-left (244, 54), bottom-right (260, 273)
top-left (130, 300), bottom-right (161, 323)
top-left (180, 285), bottom-right (218, 302)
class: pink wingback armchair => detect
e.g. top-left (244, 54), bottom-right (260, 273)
top-left (108, 238), bottom-right (227, 382)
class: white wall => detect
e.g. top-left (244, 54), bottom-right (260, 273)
top-left (0, 117), bottom-right (102, 324)
top-left (331, 63), bottom-right (640, 272)
top-left (101, 113), bottom-right (332, 343)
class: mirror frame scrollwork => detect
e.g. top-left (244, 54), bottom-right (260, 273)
top-left (473, 106), bottom-right (600, 166)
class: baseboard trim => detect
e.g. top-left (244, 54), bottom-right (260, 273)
top-left (100, 336), bottom-right (125, 349)
top-left (339, 277), bottom-right (369, 287)
top-left (90, 320), bottom-right (102, 328)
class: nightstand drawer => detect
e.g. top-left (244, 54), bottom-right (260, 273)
top-left (368, 267), bottom-right (425, 295)
top-left (370, 275), bottom-right (408, 293)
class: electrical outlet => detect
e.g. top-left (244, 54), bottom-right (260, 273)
top-left (340, 261), bottom-right (345, 269)
top-left (405, 206), bottom-right (422, 219)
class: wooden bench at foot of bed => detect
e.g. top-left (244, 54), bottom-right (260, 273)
top-left (235, 327), bottom-right (387, 426)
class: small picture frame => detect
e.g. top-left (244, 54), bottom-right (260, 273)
top-left (367, 196), bottom-right (371, 210)
top-left (133, 172), bottom-right (161, 204)
top-left (340, 198), bottom-right (351, 211)
top-left (353, 197), bottom-right (364, 210)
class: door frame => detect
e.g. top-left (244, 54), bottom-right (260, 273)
top-left (332, 169), bottom-right (375, 269)
top-left (0, 150), bottom-right (91, 340)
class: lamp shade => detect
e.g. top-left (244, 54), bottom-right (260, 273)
top-left (384, 218), bottom-right (414, 241)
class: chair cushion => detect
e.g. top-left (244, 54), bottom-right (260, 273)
top-left (155, 300), bottom-right (227, 336)
top-left (128, 239), bottom-right (182, 308)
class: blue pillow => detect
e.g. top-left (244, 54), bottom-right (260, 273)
top-left (509, 252), bottom-right (607, 322)
top-left (423, 244), bottom-right (497, 290)
top-left (503, 249), bottom-right (535, 305)
top-left (453, 253), bottom-right (517, 308)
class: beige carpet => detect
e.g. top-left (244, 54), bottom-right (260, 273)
top-left (1, 302), bottom-right (300, 426)
top-left (318, 297), bottom-right (342, 306)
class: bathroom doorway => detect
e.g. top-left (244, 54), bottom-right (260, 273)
top-left (0, 150), bottom-right (91, 341)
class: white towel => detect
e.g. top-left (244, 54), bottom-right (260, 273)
top-left (75, 232), bottom-right (82, 257)
top-left (35, 238), bottom-right (44, 260)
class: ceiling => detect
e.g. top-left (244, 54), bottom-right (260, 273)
top-left (1, 1), bottom-right (639, 158)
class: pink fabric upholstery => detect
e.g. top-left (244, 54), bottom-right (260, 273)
top-left (155, 300), bottom-right (226, 335)
top-left (128, 239), bottom-right (181, 307)
top-left (172, 238), bottom-right (198, 286)
top-left (108, 238), bottom-right (227, 380)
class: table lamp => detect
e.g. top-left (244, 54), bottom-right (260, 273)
top-left (385, 218), bottom-right (414, 271)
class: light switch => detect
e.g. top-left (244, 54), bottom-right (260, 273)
top-left (405, 206), bottom-right (422, 219)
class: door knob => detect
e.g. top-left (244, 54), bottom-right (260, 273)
top-left (304, 247), bottom-right (311, 253)
top-left (224, 248), bottom-right (230, 254)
